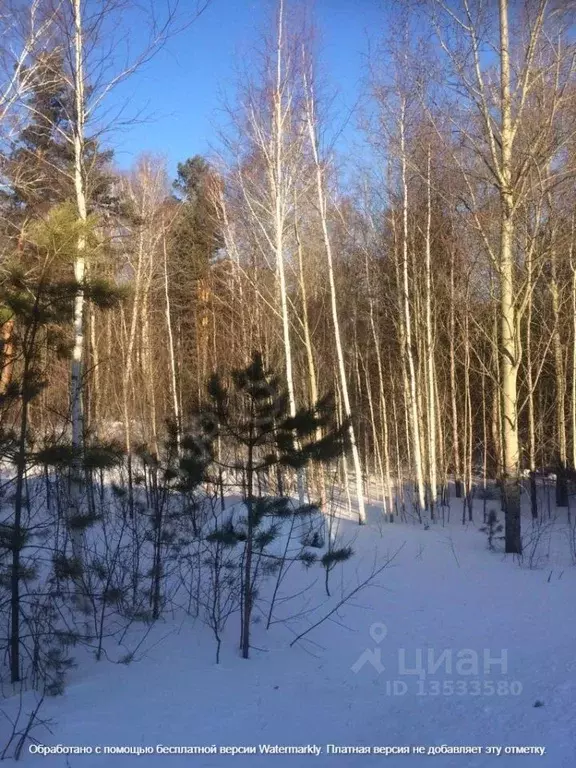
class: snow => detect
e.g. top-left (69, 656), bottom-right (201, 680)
top-left (3, 493), bottom-right (576, 766)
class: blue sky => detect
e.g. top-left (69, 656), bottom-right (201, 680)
top-left (107, 0), bottom-right (383, 179)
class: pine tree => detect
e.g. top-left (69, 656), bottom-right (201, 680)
top-left (172, 156), bottom-right (222, 267)
top-left (1, 51), bottom-right (115, 226)
top-left (200, 351), bottom-right (350, 659)
top-left (0, 225), bottom-right (80, 683)
top-left (167, 156), bottom-right (223, 400)
top-left (0, 206), bottom-right (123, 682)
top-left (479, 510), bottom-right (505, 551)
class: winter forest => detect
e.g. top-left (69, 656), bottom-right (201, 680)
top-left (1, 0), bottom-right (576, 763)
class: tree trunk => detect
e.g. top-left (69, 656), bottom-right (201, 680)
top-left (69, 0), bottom-right (88, 594)
top-left (303, 65), bottom-right (366, 523)
top-left (499, 0), bottom-right (522, 554)
top-left (399, 107), bottom-right (426, 518)
top-left (550, 242), bottom-right (568, 506)
top-left (424, 149), bottom-right (437, 520)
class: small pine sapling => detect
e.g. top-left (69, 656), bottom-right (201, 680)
top-left (479, 509), bottom-right (504, 550)
top-left (200, 351), bottom-right (351, 658)
top-left (321, 546), bottom-right (353, 597)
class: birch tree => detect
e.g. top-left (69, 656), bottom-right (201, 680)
top-left (43, 0), bottom-right (212, 576)
top-left (301, 46), bottom-right (366, 523)
top-left (219, 0), bottom-right (308, 502)
top-left (425, 0), bottom-right (576, 552)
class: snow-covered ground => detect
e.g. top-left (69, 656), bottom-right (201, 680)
top-left (3, 492), bottom-right (576, 766)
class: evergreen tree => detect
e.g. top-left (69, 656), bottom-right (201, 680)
top-left (171, 155), bottom-right (222, 271)
top-left (0, 51), bottom-right (119, 425)
top-left (0, 206), bottom-right (123, 681)
top-left (200, 351), bottom-right (350, 659)
top-left (1, 51), bottom-right (115, 226)
top-left (479, 510), bottom-right (505, 551)
top-left (166, 155), bottom-right (223, 406)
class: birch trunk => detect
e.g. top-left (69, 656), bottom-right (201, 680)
top-left (449, 250), bottom-right (462, 498)
top-left (526, 246), bottom-right (537, 518)
top-left (424, 149), bottom-right (437, 519)
top-left (550, 241), bottom-right (567, 505)
top-left (499, 0), bottom-right (522, 553)
top-left (366, 257), bottom-right (393, 521)
top-left (303, 66), bottom-right (366, 523)
top-left (163, 221), bottom-right (181, 453)
top-left (294, 210), bottom-right (326, 507)
top-left (273, 0), bottom-right (304, 504)
top-left (69, 0), bottom-right (88, 585)
top-left (399, 105), bottom-right (426, 518)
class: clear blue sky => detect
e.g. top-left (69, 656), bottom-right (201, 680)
top-left (108, 0), bottom-right (383, 180)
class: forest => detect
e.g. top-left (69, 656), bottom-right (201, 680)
top-left (1, 0), bottom-right (576, 761)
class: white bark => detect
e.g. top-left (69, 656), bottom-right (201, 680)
top-left (272, 0), bottom-right (305, 504)
top-left (498, 0), bottom-right (522, 552)
top-left (364, 246), bottom-right (392, 519)
top-left (424, 148), bottom-right (437, 517)
top-left (302, 62), bottom-right (366, 524)
top-left (162, 218), bottom-right (181, 454)
top-left (399, 103), bottom-right (426, 518)
top-left (69, 0), bottom-right (87, 574)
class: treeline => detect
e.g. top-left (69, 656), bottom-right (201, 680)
top-left (2, 0), bottom-right (576, 567)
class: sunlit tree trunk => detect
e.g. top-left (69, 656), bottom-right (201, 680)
top-left (549, 237), bottom-right (568, 505)
top-left (424, 149), bottom-right (437, 519)
top-left (303, 62), bottom-right (366, 523)
top-left (499, 0), bottom-right (522, 553)
top-left (69, 0), bottom-right (88, 585)
top-left (294, 207), bottom-right (325, 507)
top-left (449, 249), bottom-right (462, 498)
top-left (399, 103), bottom-right (426, 518)
top-left (526, 242), bottom-right (538, 518)
top-left (365, 248), bottom-right (393, 520)
top-left (162, 219), bottom-right (181, 453)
